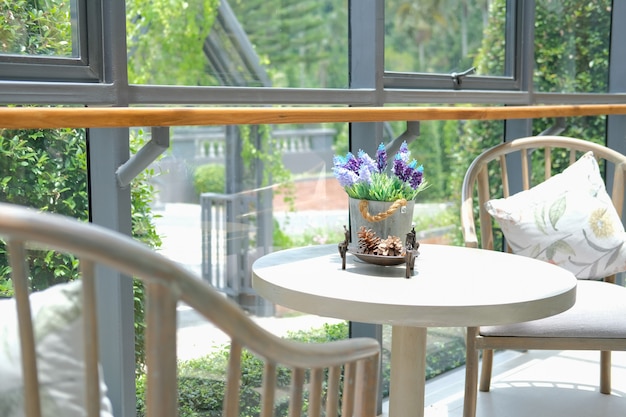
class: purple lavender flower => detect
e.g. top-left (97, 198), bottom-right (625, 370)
top-left (357, 149), bottom-right (378, 177)
top-left (332, 154), bottom-right (359, 186)
top-left (397, 141), bottom-right (410, 162)
top-left (332, 155), bottom-right (347, 169)
top-left (333, 166), bottom-right (359, 187)
top-left (332, 140), bottom-right (426, 200)
top-left (344, 152), bottom-right (361, 173)
top-left (402, 160), bottom-right (417, 184)
top-left (376, 143), bottom-right (387, 172)
top-left (393, 155), bottom-right (409, 181)
top-left (409, 165), bottom-right (424, 189)
top-left (358, 164), bottom-right (373, 184)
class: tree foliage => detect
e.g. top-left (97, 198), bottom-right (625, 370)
top-left (126, 0), bottom-right (220, 85)
top-left (229, 0), bottom-right (348, 88)
top-left (0, 0), bottom-right (72, 56)
top-left (0, 128), bottom-right (88, 294)
top-left (386, 0), bottom-right (492, 74)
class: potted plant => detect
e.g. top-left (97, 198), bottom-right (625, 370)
top-left (332, 141), bottom-right (428, 254)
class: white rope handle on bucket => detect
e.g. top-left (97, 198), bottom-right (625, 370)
top-left (358, 199), bottom-right (407, 223)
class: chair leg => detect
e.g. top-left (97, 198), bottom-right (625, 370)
top-left (463, 327), bottom-right (480, 417)
top-left (479, 349), bottom-right (494, 392)
top-left (600, 350), bottom-right (611, 394)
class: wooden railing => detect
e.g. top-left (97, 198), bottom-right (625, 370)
top-left (2, 104), bottom-right (626, 128)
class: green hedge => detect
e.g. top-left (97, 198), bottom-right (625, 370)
top-left (137, 322), bottom-right (466, 416)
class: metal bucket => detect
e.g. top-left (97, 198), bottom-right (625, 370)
top-left (348, 197), bottom-right (415, 248)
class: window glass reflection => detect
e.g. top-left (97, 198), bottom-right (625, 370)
top-left (0, 0), bottom-right (77, 57)
top-left (151, 123), bottom-right (347, 285)
top-left (127, 0), bottom-right (348, 88)
top-left (534, 0), bottom-right (611, 93)
top-left (385, 0), bottom-right (504, 76)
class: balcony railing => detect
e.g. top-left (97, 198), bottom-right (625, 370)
top-left (3, 104), bottom-right (626, 129)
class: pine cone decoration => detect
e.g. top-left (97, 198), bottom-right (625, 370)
top-left (375, 235), bottom-right (404, 256)
top-left (357, 227), bottom-right (404, 256)
top-left (357, 226), bottom-right (380, 254)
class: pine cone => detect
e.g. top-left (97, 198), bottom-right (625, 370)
top-left (357, 226), bottom-right (380, 254)
top-left (375, 235), bottom-right (404, 256)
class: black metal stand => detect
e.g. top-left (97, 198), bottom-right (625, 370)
top-left (338, 225), bottom-right (420, 277)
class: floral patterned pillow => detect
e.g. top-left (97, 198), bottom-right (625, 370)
top-left (486, 151), bottom-right (626, 279)
top-left (0, 281), bottom-right (114, 417)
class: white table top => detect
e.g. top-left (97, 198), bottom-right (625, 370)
top-left (252, 244), bottom-right (577, 327)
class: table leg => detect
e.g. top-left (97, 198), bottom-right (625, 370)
top-left (389, 326), bottom-right (427, 417)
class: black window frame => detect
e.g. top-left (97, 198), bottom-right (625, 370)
top-left (383, 0), bottom-right (521, 92)
top-left (0, 0), bottom-right (103, 83)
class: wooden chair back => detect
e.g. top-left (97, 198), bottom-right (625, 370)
top-left (0, 202), bottom-right (380, 417)
top-left (461, 135), bottom-right (626, 256)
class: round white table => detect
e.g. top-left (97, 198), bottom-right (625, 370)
top-left (251, 244), bottom-right (577, 417)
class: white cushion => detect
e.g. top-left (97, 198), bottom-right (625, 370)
top-left (481, 280), bottom-right (626, 337)
top-left (0, 281), bottom-right (114, 417)
top-left (486, 151), bottom-right (626, 279)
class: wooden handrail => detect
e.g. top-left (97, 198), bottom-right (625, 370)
top-left (2, 104), bottom-right (626, 129)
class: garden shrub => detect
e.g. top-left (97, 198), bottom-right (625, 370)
top-left (137, 320), bottom-right (466, 416)
top-left (0, 126), bottom-right (161, 371)
top-left (193, 163), bottom-right (226, 195)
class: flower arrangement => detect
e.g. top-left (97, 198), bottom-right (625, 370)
top-left (332, 141), bottom-right (428, 202)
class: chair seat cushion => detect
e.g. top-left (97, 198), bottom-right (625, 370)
top-left (481, 280), bottom-right (626, 338)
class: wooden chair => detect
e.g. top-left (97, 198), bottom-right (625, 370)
top-left (460, 135), bottom-right (626, 417)
top-left (0, 202), bottom-right (380, 417)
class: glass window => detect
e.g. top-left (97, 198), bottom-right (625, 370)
top-left (0, 123), bottom-right (88, 294)
top-left (152, 118), bottom-right (470, 406)
top-left (152, 122), bottom-right (348, 280)
top-left (384, 0), bottom-right (506, 76)
top-left (0, 0), bottom-right (78, 57)
top-left (532, 116), bottom-right (607, 147)
top-left (126, 0), bottom-right (349, 88)
top-left (0, 0), bottom-right (99, 82)
top-left (534, 0), bottom-right (611, 93)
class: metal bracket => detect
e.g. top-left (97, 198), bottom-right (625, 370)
top-left (386, 121), bottom-right (421, 156)
top-left (116, 127), bottom-right (170, 187)
top-left (539, 118), bottom-right (567, 136)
